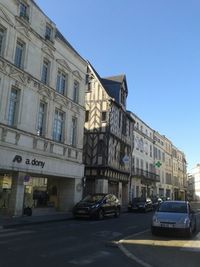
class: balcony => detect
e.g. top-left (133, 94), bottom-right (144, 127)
top-left (132, 167), bottom-right (160, 182)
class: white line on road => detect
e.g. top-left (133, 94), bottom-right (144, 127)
top-left (118, 229), bottom-right (153, 267)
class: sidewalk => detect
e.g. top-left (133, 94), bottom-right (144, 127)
top-left (0, 211), bottom-right (73, 229)
top-left (0, 205), bottom-right (128, 229)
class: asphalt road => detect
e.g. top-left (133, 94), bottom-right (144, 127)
top-left (0, 211), bottom-right (199, 267)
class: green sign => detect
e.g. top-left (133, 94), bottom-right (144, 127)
top-left (155, 161), bottom-right (162, 168)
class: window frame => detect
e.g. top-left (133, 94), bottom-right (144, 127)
top-left (53, 109), bottom-right (64, 142)
top-left (56, 70), bottom-right (67, 95)
top-left (0, 25), bottom-right (6, 57)
top-left (70, 117), bottom-right (77, 147)
top-left (19, 1), bottom-right (29, 21)
top-left (8, 87), bottom-right (20, 126)
top-left (14, 39), bottom-right (25, 69)
top-left (37, 101), bottom-right (47, 136)
top-left (73, 80), bottom-right (79, 103)
top-left (41, 59), bottom-right (50, 85)
top-left (45, 24), bottom-right (52, 41)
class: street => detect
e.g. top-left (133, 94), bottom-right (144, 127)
top-left (0, 211), bottom-right (200, 267)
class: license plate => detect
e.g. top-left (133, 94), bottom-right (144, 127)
top-left (161, 223), bottom-right (174, 228)
top-left (77, 210), bottom-right (86, 214)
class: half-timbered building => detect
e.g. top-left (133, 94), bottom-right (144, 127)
top-left (83, 62), bottom-right (134, 206)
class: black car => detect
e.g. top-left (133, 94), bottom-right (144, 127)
top-left (128, 197), bottom-right (153, 212)
top-left (72, 193), bottom-right (121, 219)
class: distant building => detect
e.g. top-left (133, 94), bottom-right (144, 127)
top-left (129, 113), bottom-right (159, 199)
top-left (0, 0), bottom-right (87, 216)
top-left (188, 164), bottom-right (200, 201)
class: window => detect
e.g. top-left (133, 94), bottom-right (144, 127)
top-left (150, 145), bottom-right (152, 157)
top-left (119, 112), bottom-right (121, 127)
top-left (120, 88), bottom-right (125, 106)
top-left (56, 70), bottom-right (67, 95)
top-left (14, 39), bottom-right (25, 69)
top-left (85, 110), bottom-right (89, 122)
top-left (45, 24), bottom-right (52, 40)
top-left (53, 109), bottom-right (64, 142)
top-left (88, 82), bottom-right (92, 91)
top-left (37, 101), bottom-right (46, 136)
top-left (73, 80), bottom-right (79, 103)
top-left (70, 117), bottom-right (77, 146)
top-left (0, 26), bottom-right (6, 56)
top-left (19, 2), bottom-right (29, 21)
top-left (101, 111), bottom-right (106, 122)
top-left (8, 87), bottom-right (20, 126)
top-left (41, 59), bottom-right (50, 85)
top-left (122, 114), bottom-right (126, 135)
top-left (98, 140), bottom-right (104, 155)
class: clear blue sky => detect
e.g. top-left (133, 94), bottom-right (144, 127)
top-left (35, 0), bottom-right (200, 172)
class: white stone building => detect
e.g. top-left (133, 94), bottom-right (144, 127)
top-left (0, 0), bottom-right (87, 216)
top-left (153, 131), bottom-right (166, 198)
top-left (187, 164), bottom-right (200, 201)
top-left (130, 113), bottom-right (159, 198)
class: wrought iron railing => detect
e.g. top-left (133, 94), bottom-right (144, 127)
top-left (132, 167), bottom-right (160, 182)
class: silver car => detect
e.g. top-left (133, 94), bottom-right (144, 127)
top-left (151, 200), bottom-right (196, 237)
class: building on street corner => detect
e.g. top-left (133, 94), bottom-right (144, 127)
top-left (83, 62), bottom-right (135, 206)
top-left (0, 0), bottom-right (87, 216)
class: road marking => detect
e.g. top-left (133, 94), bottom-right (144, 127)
top-left (118, 242), bottom-right (153, 267)
top-left (118, 230), bottom-right (153, 267)
top-left (0, 230), bottom-right (34, 238)
top-left (180, 232), bottom-right (200, 252)
top-left (68, 251), bottom-right (111, 265)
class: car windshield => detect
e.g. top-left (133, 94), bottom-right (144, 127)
top-left (81, 194), bottom-right (104, 203)
top-left (157, 202), bottom-right (187, 213)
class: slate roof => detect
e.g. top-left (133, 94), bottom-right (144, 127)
top-left (101, 75), bottom-right (128, 105)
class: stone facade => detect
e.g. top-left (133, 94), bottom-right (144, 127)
top-left (0, 0), bottom-right (87, 216)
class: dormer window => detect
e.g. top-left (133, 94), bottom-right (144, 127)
top-left (120, 88), bottom-right (126, 106)
top-left (45, 24), bottom-right (52, 41)
top-left (19, 2), bottom-right (29, 21)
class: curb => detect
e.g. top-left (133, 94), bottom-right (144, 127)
top-left (3, 217), bottom-right (72, 229)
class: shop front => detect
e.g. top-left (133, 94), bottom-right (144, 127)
top-left (0, 148), bottom-right (84, 217)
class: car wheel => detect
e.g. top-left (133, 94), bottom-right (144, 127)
top-left (151, 227), bottom-right (158, 236)
top-left (97, 209), bottom-right (104, 220)
top-left (114, 208), bottom-right (120, 218)
top-left (193, 220), bottom-right (197, 233)
top-left (186, 225), bottom-right (192, 238)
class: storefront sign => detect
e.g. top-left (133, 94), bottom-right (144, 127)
top-left (13, 155), bottom-right (45, 168)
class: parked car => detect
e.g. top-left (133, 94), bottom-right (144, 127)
top-left (151, 200), bottom-right (196, 237)
top-left (72, 193), bottom-right (121, 219)
top-left (128, 197), bottom-right (153, 212)
top-left (151, 196), bottom-right (163, 210)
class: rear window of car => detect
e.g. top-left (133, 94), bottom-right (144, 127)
top-left (82, 194), bottom-right (104, 202)
top-left (158, 202), bottom-right (187, 213)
